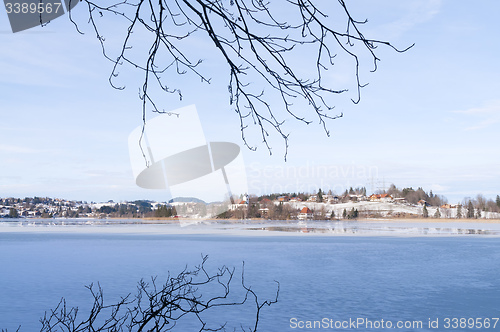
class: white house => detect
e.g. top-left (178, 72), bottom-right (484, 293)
top-left (298, 207), bottom-right (313, 220)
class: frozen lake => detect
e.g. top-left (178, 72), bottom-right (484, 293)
top-left (2, 218), bottom-right (500, 236)
top-left (1, 220), bottom-right (500, 331)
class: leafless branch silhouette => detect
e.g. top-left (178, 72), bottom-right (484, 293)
top-left (69, 0), bottom-right (412, 158)
top-left (1, 255), bottom-right (278, 331)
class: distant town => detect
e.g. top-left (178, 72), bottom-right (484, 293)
top-left (1, 185), bottom-right (500, 220)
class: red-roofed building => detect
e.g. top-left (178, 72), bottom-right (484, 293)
top-left (259, 198), bottom-right (272, 207)
top-left (277, 196), bottom-right (290, 202)
top-left (229, 199), bottom-right (248, 211)
top-left (418, 200), bottom-right (430, 207)
top-left (298, 207), bottom-right (313, 220)
top-left (369, 194), bottom-right (393, 202)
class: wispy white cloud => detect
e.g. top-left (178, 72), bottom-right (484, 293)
top-left (452, 100), bottom-right (500, 130)
top-left (0, 29), bottom-right (102, 88)
top-left (374, 0), bottom-right (442, 39)
top-left (0, 144), bottom-right (41, 154)
top-left (430, 184), bottom-right (448, 192)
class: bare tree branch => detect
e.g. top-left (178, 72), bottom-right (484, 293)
top-left (28, 255), bottom-right (279, 331)
top-left (68, 0), bottom-right (412, 159)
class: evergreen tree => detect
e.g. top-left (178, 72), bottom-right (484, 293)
top-left (342, 209), bottom-right (347, 219)
top-left (467, 201), bottom-right (475, 218)
top-left (317, 188), bottom-right (323, 203)
top-left (422, 205), bottom-right (429, 218)
top-left (346, 208), bottom-right (358, 219)
top-left (9, 208), bottom-right (19, 218)
top-left (476, 208), bottom-right (482, 219)
top-left (330, 210), bottom-right (335, 220)
top-left (41, 210), bottom-right (52, 218)
top-left (456, 204), bottom-right (462, 219)
top-left (155, 205), bottom-right (176, 218)
top-left (119, 204), bottom-right (127, 216)
top-left (155, 205), bottom-right (165, 217)
top-left (434, 208), bottom-right (441, 219)
top-left (496, 195), bottom-right (500, 208)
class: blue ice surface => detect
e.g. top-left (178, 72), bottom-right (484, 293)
top-left (1, 221), bottom-right (500, 331)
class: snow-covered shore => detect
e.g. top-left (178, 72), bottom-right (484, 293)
top-left (287, 200), bottom-right (500, 219)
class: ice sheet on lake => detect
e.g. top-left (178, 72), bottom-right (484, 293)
top-left (2, 218), bottom-right (500, 236)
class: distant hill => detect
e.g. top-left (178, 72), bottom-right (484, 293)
top-left (169, 197), bottom-right (206, 204)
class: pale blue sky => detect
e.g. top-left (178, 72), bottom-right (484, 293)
top-left (1, 0), bottom-right (499, 203)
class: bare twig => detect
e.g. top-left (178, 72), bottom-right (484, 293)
top-left (33, 255), bottom-right (278, 331)
top-left (67, 0), bottom-right (412, 159)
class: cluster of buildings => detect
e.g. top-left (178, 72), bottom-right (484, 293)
top-left (0, 197), bottom-right (78, 218)
top-left (226, 193), bottom-right (475, 220)
top-left (228, 193), bottom-right (406, 220)
top-left (274, 193), bottom-right (399, 204)
top-left (0, 197), bottom-right (159, 219)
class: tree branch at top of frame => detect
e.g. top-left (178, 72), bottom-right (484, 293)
top-left (70, 0), bottom-right (413, 160)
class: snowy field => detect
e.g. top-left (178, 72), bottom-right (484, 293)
top-left (288, 200), bottom-right (500, 219)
